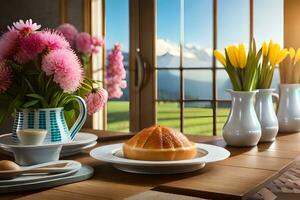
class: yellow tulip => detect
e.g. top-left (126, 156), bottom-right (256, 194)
top-left (269, 43), bottom-right (280, 66)
top-left (238, 43), bottom-right (247, 68)
top-left (226, 45), bottom-right (238, 68)
top-left (289, 48), bottom-right (295, 59)
top-left (275, 48), bottom-right (289, 65)
top-left (295, 48), bottom-right (300, 62)
top-left (213, 50), bottom-right (226, 66)
top-left (262, 41), bottom-right (269, 56)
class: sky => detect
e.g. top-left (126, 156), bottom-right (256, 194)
top-left (106, 0), bottom-right (283, 52)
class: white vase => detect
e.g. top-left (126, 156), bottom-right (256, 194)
top-left (255, 89), bottom-right (279, 142)
top-left (223, 90), bottom-right (261, 147)
top-left (277, 84), bottom-right (300, 133)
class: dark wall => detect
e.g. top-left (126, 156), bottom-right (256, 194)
top-left (0, 0), bottom-right (60, 32)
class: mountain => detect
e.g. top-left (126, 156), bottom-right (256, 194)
top-left (107, 39), bottom-right (280, 105)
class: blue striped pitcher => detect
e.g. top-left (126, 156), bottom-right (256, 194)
top-left (12, 96), bottom-right (87, 143)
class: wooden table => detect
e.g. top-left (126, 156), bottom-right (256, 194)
top-left (1, 130), bottom-right (300, 200)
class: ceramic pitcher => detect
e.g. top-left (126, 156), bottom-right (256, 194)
top-left (223, 90), bottom-right (261, 147)
top-left (277, 84), bottom-right (300, 133)
top-left (12, 96), bottom-right (87, 143)
top-left (255, 89), bottom-right (279, 142)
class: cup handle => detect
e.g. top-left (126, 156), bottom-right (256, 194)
top-left (69, 96), bottom-right (87, 140)
top-left (272, 92), bottom-right (280, 113)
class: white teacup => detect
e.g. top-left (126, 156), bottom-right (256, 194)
top-left (17, 129), bottom-right (47, 145)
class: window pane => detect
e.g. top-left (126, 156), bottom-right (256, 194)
top-left (217, 0), bottom-right (249, 65)
top-left (217, 69), bottom-right (232, 100)
top-left (183, 0), bottom-right (213, 68)
top-left (106, 0), bottom-right (129, 131)
top-left (254, 0), bottom-right (283, 47)
top-left (106, 0), bottom-right (129, 52)
top-left (157, 102), bottom-right (180, 130)
top-left (107, 101), bottom-right (129, 131)
top-left (157, 0), bottom-right (180, 68)
top-left (217, 103), bottom-right (230, 135)
top-left (271, 68), bottom-right (280, 90)
top-left (184, 70), bottom-right (212, 100)
top-left (184, 102), bottom-right (213, 135)
top-left (158, 70), bottom-right (180, 100)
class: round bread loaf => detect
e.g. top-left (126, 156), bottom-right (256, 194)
top-left (123, 125), bottom-right (197, 161)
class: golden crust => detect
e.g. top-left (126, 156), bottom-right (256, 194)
top-left (123, 125), bottom-right (197, 161)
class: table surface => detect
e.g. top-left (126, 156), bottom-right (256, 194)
top-left (1, 129), bottom-right (300, 200)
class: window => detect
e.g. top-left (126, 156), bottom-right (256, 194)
top-left (105, 0), bottom-right (130, 132)
top-left (156, 0), bottom-right (283, 135)
top-left (88, 0), bottom-right (283, 135)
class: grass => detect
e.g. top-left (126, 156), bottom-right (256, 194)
top-left (107, 101), bottom-right (230, 136)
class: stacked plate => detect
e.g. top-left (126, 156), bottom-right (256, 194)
top-left (0, 132), bottom-right (98, 158)
top-left (60, 132), bottom-right (98, 157)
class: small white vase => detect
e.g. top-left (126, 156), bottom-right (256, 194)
top-left (223, 90), bottom-right (261, 147)
top-left (277, 84), bottom-right (300, 133)
top-left (255, 89), bottom-right (279, 142)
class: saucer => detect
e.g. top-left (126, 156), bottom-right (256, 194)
top-left (0, 132), bottom-right (98, 159)
top-left (90, 143), bottom-right (230, 174)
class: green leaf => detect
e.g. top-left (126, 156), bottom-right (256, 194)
top-left (26, 94), bottom-right (48, 108)
top-left (22, 100), bottom-right (40, 108)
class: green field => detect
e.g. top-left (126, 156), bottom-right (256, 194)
top-left (107, 101), bottom-right (230, 136)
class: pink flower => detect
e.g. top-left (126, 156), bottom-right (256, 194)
top-left (86, 88), bottom-right (108, 115)
top-left (40, 29), bottom-right (70, 50)
top-left (0, 63), bottom-right (12, 93)
top-left (42, 49), bottom-right (83, 92)
top-left (75, 32), bottom-right (92, 54)
top-left (14, 32), bottom-right (45, 64)
top-left (106, 80), bottom-right (123, 99)
top-left (57, 23), bottom-right (78, 47)
top-left (0, 30), bottom-right (19, 60)
top-left (92, 36), bottom-right (104, 46)
top-left (9, 19), bottom-right (41, 35)
top-left (106, 44), bottom-right (126, 99)
top-left (75, 32), bottom-right (104, 54)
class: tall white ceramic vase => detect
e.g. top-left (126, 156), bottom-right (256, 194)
top-left (223, 90), bottom-right (261, 147)
top-left (277, 84), bottom-right (300, 133)
top-left (255, 89), bottom-right (279, 142)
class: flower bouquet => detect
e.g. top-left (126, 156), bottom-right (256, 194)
top-left (0, 19), bottom-right (108, 142)
top-left (256, 41), bottom-right (287, 142)
top-left (213, 40), bottom-right (262, 146)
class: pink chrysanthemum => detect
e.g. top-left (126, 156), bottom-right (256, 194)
top-left (57, 23), bottom-right (78, 47)
top-left (0, 63), bottom-right (12, 93)
top-left (14, 32), bottom-right (45, 64)
top-left (85, 88), bottom-right (108, 115)
top-left (0, 30), bottom-right (19, 60)
top-left (75, 32), bottom-right (92, 54)
top-left (40, 29), bottom-right (70, 51)
top-left (9, 19), bottom-right (41, 35)
top-left (42, 49), bottom-right (83, 92)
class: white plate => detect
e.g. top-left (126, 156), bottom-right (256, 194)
top-left (60, 141), bottom-right (97, 157)
top-left (63, 132), bottom-right (98, 148)
top-left (90, 143), bottom-right (230, 174)
top-left (0, 160), bottom-right (81, 186)
top-left (0, 132), bottom-right (97, 154)
top-left (0, 132), bottom-right (97, 148)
